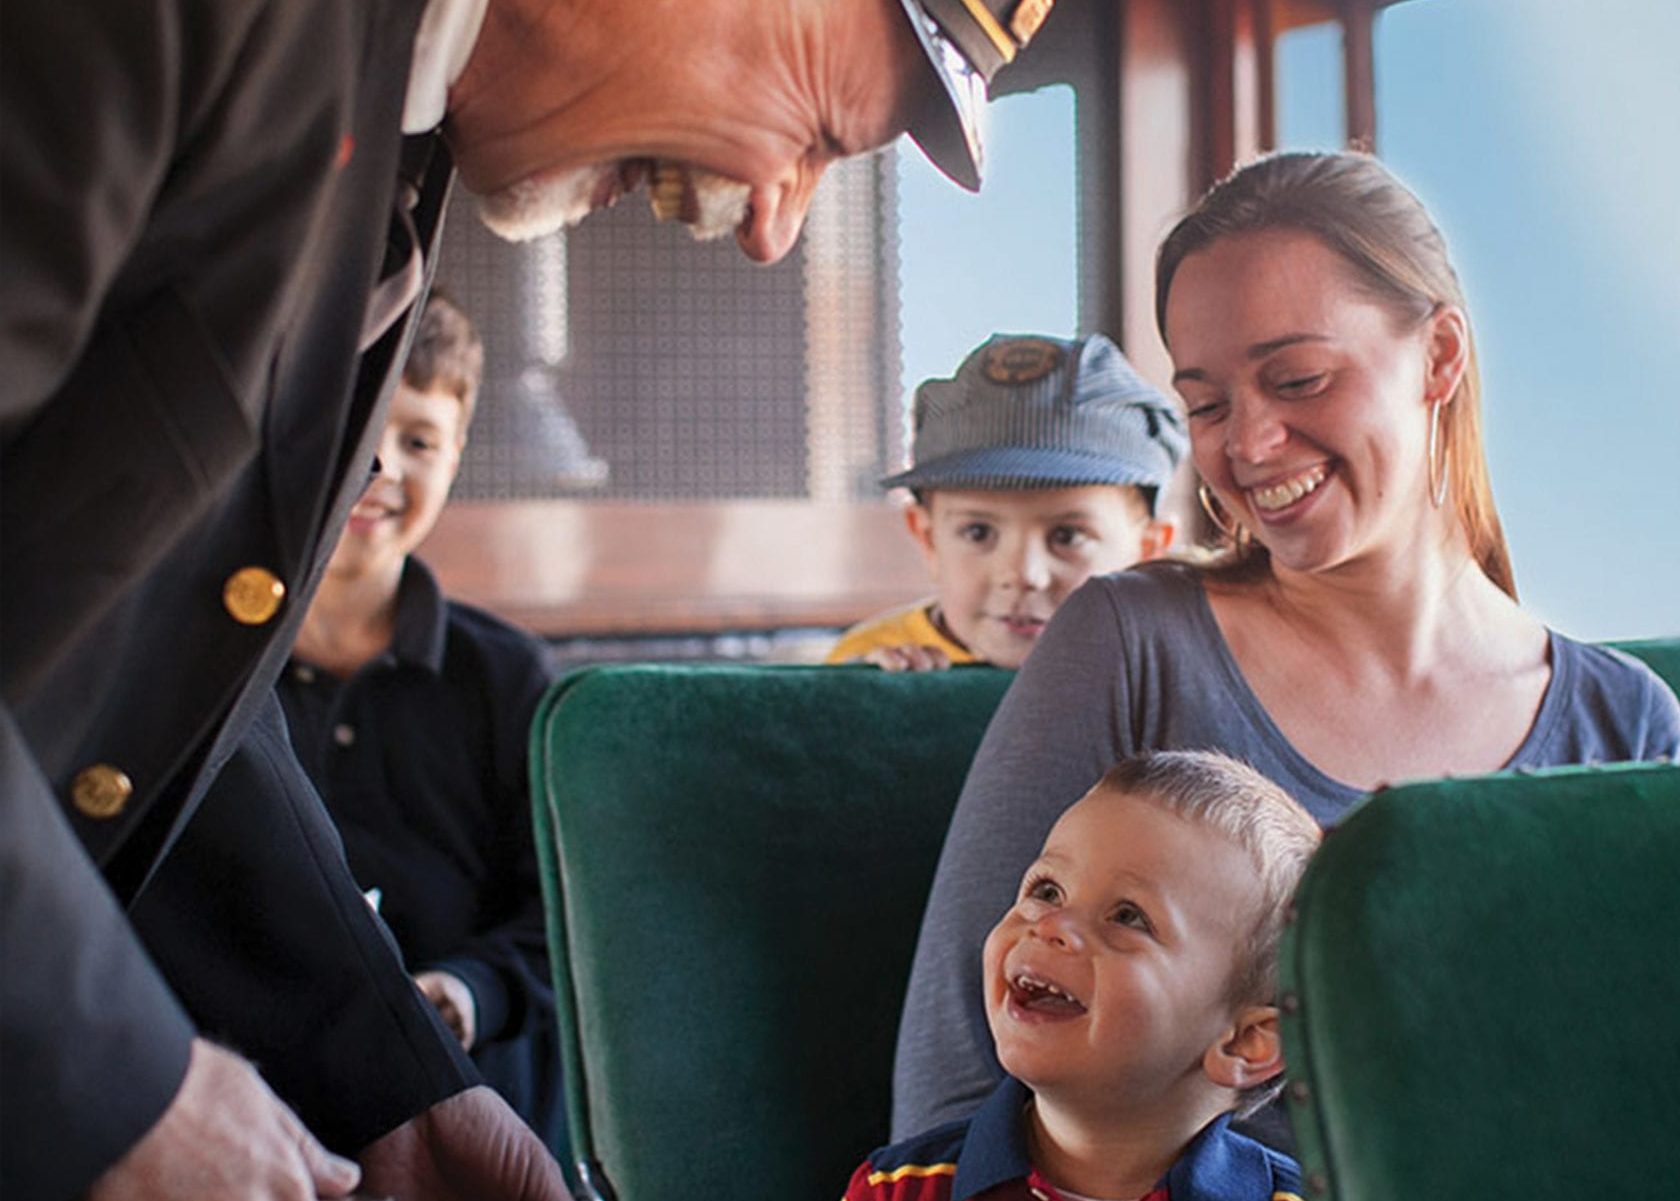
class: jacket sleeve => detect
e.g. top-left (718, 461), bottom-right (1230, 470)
top-left (129, 697), bottom-right (478, 1155)
top-left (890, 580), bottom-right (1133, 1139)
top-left (0, 709), bottom-right (197, 1201)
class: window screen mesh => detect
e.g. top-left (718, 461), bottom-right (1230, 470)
top-left (435, 152), bottom-right (903, 502)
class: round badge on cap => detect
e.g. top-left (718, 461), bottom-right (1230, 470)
top-left (981, 338), bottom-right (1063, 385)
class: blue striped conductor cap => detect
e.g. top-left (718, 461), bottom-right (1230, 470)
top-left (882, 333), bottom-right (1188, 495)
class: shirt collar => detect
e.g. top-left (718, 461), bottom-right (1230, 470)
top-left (390, 557), bottom-right (450, 672)
top-left (1165, 1114), bottom-right (1287, 1201)
top-left (951, 1080), bottom-right (1286, 1201)
top-left (951, 1076), bottom-right (1036, 1200)
top-left (403, 0), bottom-right (488, 133)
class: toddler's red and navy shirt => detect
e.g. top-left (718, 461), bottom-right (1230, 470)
top-left (842, 1076), bottom-right (1303, 1201)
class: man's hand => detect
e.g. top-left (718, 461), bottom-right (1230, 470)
top-left (359, 1086), bottom-right (569, 1201)
top-left (87, 1038), bottom-right (361, 1200)
top-left (863, 643), bottom-right (954, 672)
top-left (414, 969), bottom-right (477, 1050)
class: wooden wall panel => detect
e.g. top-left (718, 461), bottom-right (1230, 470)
top-left (421, 501), bottom-right (928, 636)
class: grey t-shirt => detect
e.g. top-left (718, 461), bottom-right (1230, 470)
top-left (891, 560), bottom-right (1680, 1139)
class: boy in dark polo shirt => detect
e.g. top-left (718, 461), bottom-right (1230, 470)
top-left (846, 751), bottom-right (1317, 1201)
top-left (276, 292), bottom-right (564, 1156)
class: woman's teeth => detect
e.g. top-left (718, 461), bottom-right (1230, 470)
top-left (1250, 464), bottom-right (1327, 512)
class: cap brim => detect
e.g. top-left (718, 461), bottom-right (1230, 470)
top-left (882, 447), bottom-right (1173, 492)
top-left (896, 0), bottom-right (986, 191)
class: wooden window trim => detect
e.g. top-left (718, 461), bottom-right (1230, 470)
top-left (421, 500), bottom-right (928, 637)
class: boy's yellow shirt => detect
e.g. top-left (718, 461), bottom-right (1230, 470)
top-left (825, 600), bottom-right (979, 666)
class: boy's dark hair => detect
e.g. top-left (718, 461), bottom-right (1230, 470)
top-left (1095, 750), bottom-right (1320, 1116)
top-left (403, 287), bottom-right (484, 426)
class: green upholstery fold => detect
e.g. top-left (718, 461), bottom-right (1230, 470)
top-left (1279, 761), bottom-right (1680, 1200)
top-left (529, 663), bottom-right (1012, 1200)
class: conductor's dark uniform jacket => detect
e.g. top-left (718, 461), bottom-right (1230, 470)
top-left (0, 0), bottom-right (477, 1196)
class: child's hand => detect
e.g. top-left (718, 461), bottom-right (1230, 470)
top-left (414, 970), bottom-right (477, 1050)
top-left (863, 644), bottom-right (954, 672)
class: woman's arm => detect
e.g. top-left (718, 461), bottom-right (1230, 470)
top-left (890, 580), bottom-right (1133, 1138)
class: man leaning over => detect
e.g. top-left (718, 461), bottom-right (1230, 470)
top-left (0, 1), bottom-right (1057, 1198)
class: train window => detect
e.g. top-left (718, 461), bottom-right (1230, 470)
top-left (1274, 20), bottom-right (1344, 152)
top-left (1375, 0), bottom-right (1679, 637)
top-left (897, 86), bottom-right (1079, 430)
top-left (427, 73), bottom-right (1094, 650)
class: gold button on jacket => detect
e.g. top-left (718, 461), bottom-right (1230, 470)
top-left (223, 566), bottom-right (286, 625)
top-left (71, 764), bottom-right (134, 819)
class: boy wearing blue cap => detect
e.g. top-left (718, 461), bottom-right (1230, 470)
top-left (829, 334), bottom-right (1187, 670)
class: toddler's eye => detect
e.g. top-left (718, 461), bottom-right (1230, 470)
top-left (958, 522), bottom-right (995, 545)
top-left (1023, 873), bottom-right (1062, 905)
top-left (1109, 901), bottom-right (1153, 933)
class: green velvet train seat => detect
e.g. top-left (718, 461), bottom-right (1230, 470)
top-left (1279, 760), bottom-right (1680, 1200)
top-left (529, 663), bottom-right (1013, 1201)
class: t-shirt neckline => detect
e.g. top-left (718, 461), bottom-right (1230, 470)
top-left (1176, 565), bottom-right (1568, 802)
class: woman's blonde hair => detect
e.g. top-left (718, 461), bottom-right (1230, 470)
top-left (1154, 151), bottom-right (1516, 598)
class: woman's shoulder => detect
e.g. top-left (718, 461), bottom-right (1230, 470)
top-left (1553, 633), bottom-right (1676, 699)
top-left (1024, 562), bottom-right (1226, 693)
top-left (1542, 631), bottom-right (1680, 757)
top-left (1065, 558), bottom-right (1212, 638)
top-left (1083, 556), bottom-right (1207, 606)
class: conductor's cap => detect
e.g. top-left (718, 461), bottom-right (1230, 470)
top-left (896, 0), bottom-right (1058, 191)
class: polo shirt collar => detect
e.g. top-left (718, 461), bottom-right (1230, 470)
top-left (1165, 1114), bottom-right (1280, 1201)
top-left (389, 557), bottom-right (449, 672)
top-left (951, 1078), bottom-right (1279, 1201)
top-left (951, 1075), bottom-right (1036, 1200)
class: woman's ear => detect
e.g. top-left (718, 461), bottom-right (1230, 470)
top-left (1203, 1005), bottom-right (1285, 1091)
top-left (1424, 304), bottom-right (1470, 407)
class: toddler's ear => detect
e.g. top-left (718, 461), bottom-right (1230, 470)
top-left (1203, 1005), bottom-right (1284, 1091)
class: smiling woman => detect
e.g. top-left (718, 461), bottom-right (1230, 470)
top-left (890, 149), bottom-right (1680, 1143)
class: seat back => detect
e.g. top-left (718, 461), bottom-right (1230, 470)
top-left (1279, 761), bottom-right (1680, 1199)
top-left (529, 663), bottom-right (1012, 1201)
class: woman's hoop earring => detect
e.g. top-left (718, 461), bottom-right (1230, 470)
top-left (1198, 482), bottom-right (1249, 549)
top-left (1426, 399), bottom-right (1449, 509)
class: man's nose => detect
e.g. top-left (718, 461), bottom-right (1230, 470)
top-left (735, 165), bottom-right (827, 264)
